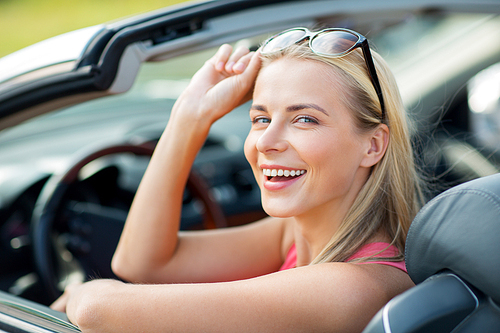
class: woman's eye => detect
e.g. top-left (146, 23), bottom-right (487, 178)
top-left (295, 116), bottom-right (318, 124)
top-left (252, 117), bottom-right (270, 124)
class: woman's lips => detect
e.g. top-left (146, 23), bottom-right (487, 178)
top-left (260, 167), bottom-right (306, 190)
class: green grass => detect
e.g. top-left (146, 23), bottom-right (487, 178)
top-left (0, 0), bottom-right (189, 58)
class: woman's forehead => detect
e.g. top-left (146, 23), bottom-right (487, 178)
top-left (254, 57), bottom-right (346, 106)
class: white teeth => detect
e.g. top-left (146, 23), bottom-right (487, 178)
top-left (262, 168), bottom-right (306, 178)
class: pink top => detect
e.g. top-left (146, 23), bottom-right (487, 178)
top-left (279, 242), bottom-right (407, 273)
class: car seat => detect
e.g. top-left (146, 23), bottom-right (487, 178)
top-left (363, 173), bottom-right (500, 333)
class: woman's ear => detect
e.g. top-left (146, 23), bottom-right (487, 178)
top-left (360, 124), bottom-right (389, 168)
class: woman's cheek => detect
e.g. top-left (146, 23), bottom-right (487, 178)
top-left (244, 130), bottom-right (259, 165)
top-left (244, 131), bottom-right (263, 188)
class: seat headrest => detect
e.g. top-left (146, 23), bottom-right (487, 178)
top-left (406, 173), bottom-right (500, 304)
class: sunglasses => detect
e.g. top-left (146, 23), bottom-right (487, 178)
top-left (260, 27), bottom-right (386, 122)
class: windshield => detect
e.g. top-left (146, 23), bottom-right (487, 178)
top-left (0, 25), bottom-right (104, 85)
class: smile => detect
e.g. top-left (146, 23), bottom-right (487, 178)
top-left (263, 168), bottom-right (306, 180)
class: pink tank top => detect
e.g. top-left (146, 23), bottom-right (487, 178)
top-left (279, 242), bottom-right (407, 272)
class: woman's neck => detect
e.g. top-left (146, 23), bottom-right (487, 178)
top-left (292, 203), bottom-right (346, 266)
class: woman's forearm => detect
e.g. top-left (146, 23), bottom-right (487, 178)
top-left (111, 114), bottom-right (211, 283)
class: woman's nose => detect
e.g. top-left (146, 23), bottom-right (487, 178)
top-left (255, 122), bottom-right (288, 154)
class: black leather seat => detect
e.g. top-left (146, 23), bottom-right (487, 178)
top-left (363, 173), bottom-right (500, 333)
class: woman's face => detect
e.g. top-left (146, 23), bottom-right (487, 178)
top-left (244, 57), bottom-right (373, 219)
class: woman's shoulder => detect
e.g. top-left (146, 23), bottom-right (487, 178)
top-left (343, 257), bottom-right (414, 300)
top-left (271, 260), bottom-right (414, 330)
top-left (318, 256), bottom-right (414, 306)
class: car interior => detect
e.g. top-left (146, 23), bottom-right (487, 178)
top-left (0, 1), bottom-right (499, 332)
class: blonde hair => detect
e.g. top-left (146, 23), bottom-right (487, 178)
top-left (260, 39), bottom-right (424, 264)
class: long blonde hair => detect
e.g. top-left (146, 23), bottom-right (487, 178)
top-left (260, 38), bottom-right (424, 264)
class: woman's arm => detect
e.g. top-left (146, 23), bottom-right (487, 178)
top-left (111, 46), bottom-right (288, 284)
top-left (65, 263), bottom-right (413, 333)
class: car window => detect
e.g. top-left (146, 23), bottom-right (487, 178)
top-left (468, 62), bottom-right (500, 154)
top-left (373, 13), bottom-right (500, 113)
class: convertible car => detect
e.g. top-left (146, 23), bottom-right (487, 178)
top-left (0, 0), bottom-right (499, 332)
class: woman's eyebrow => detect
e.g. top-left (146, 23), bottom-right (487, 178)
top-left (286, 103), bottom-right (329, 116)
top-left (250, 104), bottom-right (267, 112)
top-left (250, 103), bottom-right (328, 115)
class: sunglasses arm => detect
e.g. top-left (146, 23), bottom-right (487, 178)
top-left (361, 40), bottom-right (386, 121)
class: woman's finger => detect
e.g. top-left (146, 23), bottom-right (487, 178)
top-left (225, 46), bottom-right (251, 73)
top-left (50, 293), bottom-right (68, 312)
top-left (213, 44), bottom-right (233, 72)
top-left (50, 282), bottom-right (83, 313)
top-left (232, 50), bottom-right (262, 104)
top-left (232, 51), bottom-right (254, 74)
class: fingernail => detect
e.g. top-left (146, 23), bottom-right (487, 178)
top-left (216, 61), bottom-right (224, 71)
top-left (233, 62), bottom-right (245, 72)
top-left (225, 61), bottom-right (235, 72)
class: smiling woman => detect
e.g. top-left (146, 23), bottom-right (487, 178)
top-left (50, 27), bottom-right (423, 333)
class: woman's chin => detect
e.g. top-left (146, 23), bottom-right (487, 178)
top-left (261, 202), bottom-right (299, 218)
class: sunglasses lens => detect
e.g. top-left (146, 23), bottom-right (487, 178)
top-left (311, 30), bottom-right (359, 56)
top-left (261, 29), bottom-right (308, 54)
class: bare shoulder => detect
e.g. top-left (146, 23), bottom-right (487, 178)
top-left (345, 262), bottom-right (415, 301)
top-left (289, 262), bottom-right (413, 306)
top-left (255, 262), bottom-right (414, 332)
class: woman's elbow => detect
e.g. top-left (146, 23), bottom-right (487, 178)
top-left (67, 280), bottom-right (123, 333)
top-left (111, 253), bottom-right (136, 282)
top-left (111, 253), bottom-right (158, 283)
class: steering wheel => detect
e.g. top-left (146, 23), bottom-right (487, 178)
top-left (31, 143), bottom-right (226, 301)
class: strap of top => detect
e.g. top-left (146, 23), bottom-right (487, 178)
top-left (279, 242), bottom-right (407, 273)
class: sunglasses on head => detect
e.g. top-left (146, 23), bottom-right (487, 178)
top-left (260, 27), bottom-right (386, 122)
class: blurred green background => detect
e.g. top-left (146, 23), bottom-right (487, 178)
top-left (0, 0), bottom-right (189, 58)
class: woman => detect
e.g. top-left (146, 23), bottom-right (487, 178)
top-left (52, 27), bottom-right (423, 332)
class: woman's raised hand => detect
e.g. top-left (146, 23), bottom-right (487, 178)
top-left (171, 44), bottom-right (261, 128)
